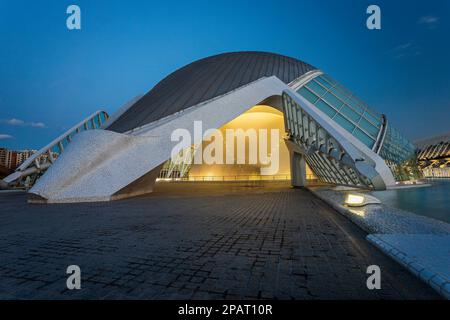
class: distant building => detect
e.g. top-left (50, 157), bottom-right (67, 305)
top-left (0, 148), bottom-right (7, 168)
top-left (416, 132), bottom-right (450, 178)
top-left (0, 148), bottom-right (38, 170)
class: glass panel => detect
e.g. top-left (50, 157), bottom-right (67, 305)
top-left (315, 76), bottom-right (333, 89)
top-left (322, 74), bottom-right (336, 85)
top-left (323, 92), bottom-right (343, 109)
top-left (287, 73), bottom-right (422, 184)
top-left (315, 100), bottom-right (337, 118)
top-left (297, 87), bottom-right (319, 104)
top-left (363, 111), bottom-right (381, 127)
top-left (330, 86), bottom-right (348, 102)
top-left (333, 113), bottom-right (355, 133)
top-left (353, 128), bottom-right (375, 148)
top-left (335, 83), bottom-right (352, 98)
top-left (341, 105), bottom-right (361, 122)
top-left (362, 104), bottom-right (381, 119)
top-left (346, 98), bottom-right (364, 114)
top-left (359, 117), bottom-right (380, 137)
top-left (306, 80), bottom-right (327, 97)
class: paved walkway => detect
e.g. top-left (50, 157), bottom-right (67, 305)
top-left (0, 182), bottom-right (439, 299)
top-left (310, 186), bottom-right (449, 298)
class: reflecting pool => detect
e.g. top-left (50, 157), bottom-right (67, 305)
top-left (371, 179), bottom-right (450, 224)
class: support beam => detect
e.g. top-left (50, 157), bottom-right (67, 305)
top-left (291, 151), bottom-right (307, 188)
top-left (284, 139), bottom-right (307, 188)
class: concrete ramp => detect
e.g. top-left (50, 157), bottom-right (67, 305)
top-left (29, 130), bottom-right (165, 203)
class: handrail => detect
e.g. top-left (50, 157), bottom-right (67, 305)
top-left (156, 174), bottom-right (318, 182)
top-left (17, 110), bottom-right (108, 171)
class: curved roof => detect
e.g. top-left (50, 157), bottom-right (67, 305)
top-left (107, 51), bottom-right (316, 132)
top-left (415, 131), bottom-right (450, 150)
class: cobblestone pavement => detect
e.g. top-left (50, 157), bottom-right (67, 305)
top-left (0, 182), bottom-right (439, 299)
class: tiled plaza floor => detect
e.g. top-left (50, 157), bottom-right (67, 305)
top-left (0, 182), bottom-right (439, 299)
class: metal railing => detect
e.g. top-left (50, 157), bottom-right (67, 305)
top-left (421, 167), bottom-right (450, 178)
top-left (156, 174), bottom-right (317, 182)
top-left (2, 110), bottom-right (109, 189)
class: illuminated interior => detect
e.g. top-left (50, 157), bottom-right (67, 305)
top-left (159, 105), bottom-right (315, 180)
top-left (189, 105), bottom-right (290, 179)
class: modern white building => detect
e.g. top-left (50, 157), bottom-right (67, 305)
top-left (5, 52), bottom-right (421, 203)
top-left (416, 132), bottom-right (450, 178)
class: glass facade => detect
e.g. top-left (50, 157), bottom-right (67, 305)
top-left (295, 73), bottom-right (421, 182)
top-left (296, 74), bottom-right (381, 149)
top-left (282, 92), bottom-right (374, 188)
top-left (379, 126), bottom-right (422, 181)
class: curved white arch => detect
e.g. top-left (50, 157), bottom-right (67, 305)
top-left (29, 75), bottom-right (396, 203)
top-left (29, 77), bottom-right (288, 203)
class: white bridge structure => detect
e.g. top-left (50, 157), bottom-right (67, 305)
top-left (2, 111), bottom-right (109, 189)
top-left (3, 52), bottom-right (420, 203)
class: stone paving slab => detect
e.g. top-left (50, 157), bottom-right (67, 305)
top-left (309, 187), bottom-right (450, 235)
top-left (367, 234), bottom-right (450, 299)
top-left (309, 186), bottom-right (449, 299)
top-left (0, 182), bottom-right (440, 299)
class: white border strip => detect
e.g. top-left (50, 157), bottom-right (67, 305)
top-left (367, 234), bottom-right (449, 299)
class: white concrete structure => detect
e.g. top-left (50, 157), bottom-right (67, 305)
top-left (25, 51), bottom-right (418, 203)
top-left (2, 111), bottom-right (109, 189)
top-left (30, 77), bottom-right (289, 202)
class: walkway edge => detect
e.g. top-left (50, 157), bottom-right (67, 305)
top-left (367, 234), bottom-right (449, 299)
top-left (308, 187), bottom-right (449, 300)
top-left (308, 187), bottom-right (373, 233)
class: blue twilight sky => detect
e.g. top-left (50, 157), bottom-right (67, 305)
top-left (0, 0), bottom-right (449, 150)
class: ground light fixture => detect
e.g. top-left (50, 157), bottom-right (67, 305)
top-left (344, 193), bottom-right (381, 207)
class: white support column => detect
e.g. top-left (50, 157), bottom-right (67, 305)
top-left (291, 151), bottom-right (307, 188)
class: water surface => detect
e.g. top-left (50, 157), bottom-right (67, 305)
top-left (371, 179), bottom-right (450, 224)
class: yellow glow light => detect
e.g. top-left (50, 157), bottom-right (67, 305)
top-left (345, 194), bottom-right (365, 206)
